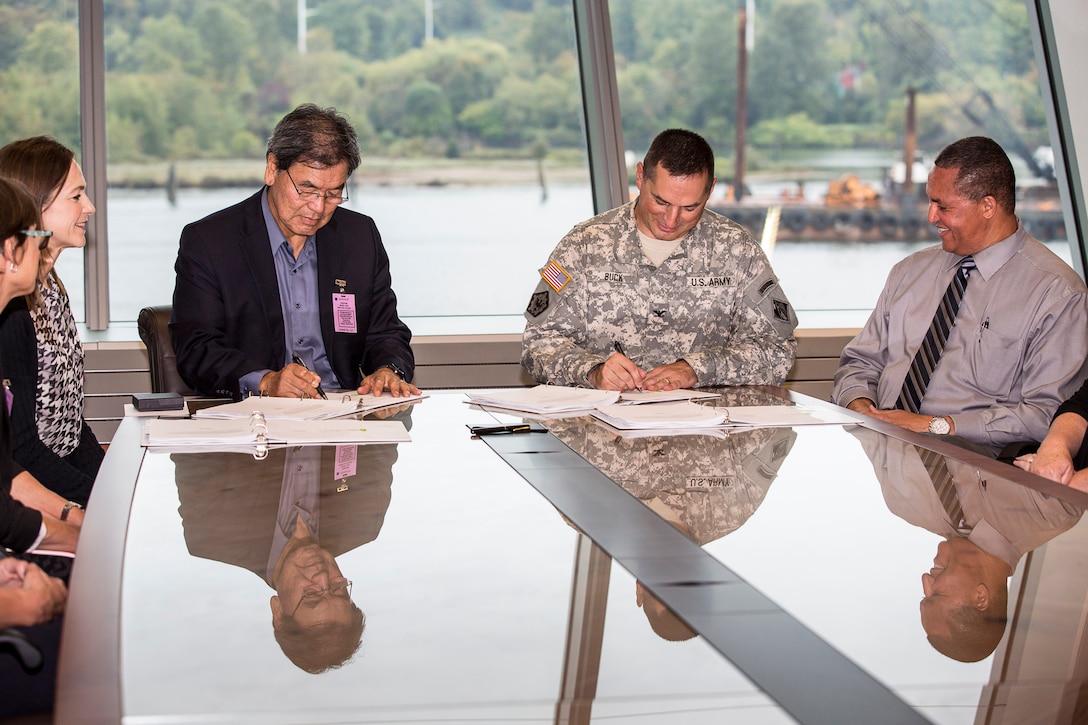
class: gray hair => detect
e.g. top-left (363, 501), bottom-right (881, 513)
top-left (266, 104), bottom-right (361, 175)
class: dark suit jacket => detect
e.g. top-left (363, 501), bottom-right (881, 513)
top-left (0, 357), bottom-right (43, 553)
top-left (173, 444), bottom-right (397, 581)
top-left (171, 190), bottom-right (414, 399)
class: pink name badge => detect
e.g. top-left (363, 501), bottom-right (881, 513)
top-left (335, 445), bottom-right (358, 480)
top-left (333, 293), bottom-right (357, 333)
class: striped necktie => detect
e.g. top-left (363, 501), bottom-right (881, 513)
top-left (916, 446), bottom-right (969, 533)
top-left (898, 256), bottom-right (976, 413)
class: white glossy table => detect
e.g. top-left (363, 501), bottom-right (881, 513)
top-left (55, 389), bottom-right (1088, 724)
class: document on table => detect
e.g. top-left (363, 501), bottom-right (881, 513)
top-left (337, 391), bottom-right (427, 415)
top-left (195, 389), bottom-right (424, 424)
top-left (724, 404), bottom-right (857, 427)
top-left (194, 395), bottom-right (361, 421)
top-left (591, 418), bottom-right (730, 439)
top-left (143, 417), bottom-right (410, 447)
top-left (615, 389), bottom-right (721, 404)
top-left (591, 400), bottom-right (729, 430)
top-left (465, 386), bottom-right (619, 415)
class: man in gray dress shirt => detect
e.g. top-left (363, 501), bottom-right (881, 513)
top-left (833, 136), bottom-right (1088, 455)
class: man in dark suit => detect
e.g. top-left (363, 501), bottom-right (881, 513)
top-left (171, 103), bottom-right (418, 401)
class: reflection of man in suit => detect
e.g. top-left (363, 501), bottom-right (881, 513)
top-left (851, 426), bottom-right (1083, 662)
top-left (173, 440), bottom-right (398, 673)
top-left (547, 418), bottom-right (796, 639)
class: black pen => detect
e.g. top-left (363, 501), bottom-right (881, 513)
top-left (612, 340), bottom-right (643, 391)
top-left (468, 424), bottom-right (546, 436)
top-left (291, 354), bottom-right (328, 400)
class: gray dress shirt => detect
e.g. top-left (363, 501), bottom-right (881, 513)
top-left (834, 225), bottom-right (1088, 451)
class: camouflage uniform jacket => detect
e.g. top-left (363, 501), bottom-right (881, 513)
top-left (547, 418), bottom-right (797, 545)
top-left (522, 201), bottom-right (798, 387)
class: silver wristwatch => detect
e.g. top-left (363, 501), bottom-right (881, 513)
top-left (380, 362), bottom-right (407, 380)
top-left (928, 416), bottom-right (951, 435)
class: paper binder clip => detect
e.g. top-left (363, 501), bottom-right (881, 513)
top-left (251, 411), bottom-right (269, 460)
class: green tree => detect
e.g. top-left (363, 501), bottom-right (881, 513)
top-left (21, 20), bottom-right (76, 73)
top-left (107, 75), bottom-right (171, 159)
top-left (193, 4), bottom-right (254, 84)
top-left (403, 80), bottom-right (454, 138)
top-left (683, 5), bottom-right (737, 150)
top-left (524, 5), bottom-right (569, 65)
top-left (115, 15), bottom-right (208, 74)
top-left (748, 0), bottom-right (835, 125)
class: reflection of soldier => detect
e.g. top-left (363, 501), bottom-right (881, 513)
top-left (549, 419), bottom-right (796, 546)
top-left (172, 440), bottom-right (398, 673)
top-left (850, 426), bottom-right (1083, 662)
top-left (547, 418), bottom-right (796, 640)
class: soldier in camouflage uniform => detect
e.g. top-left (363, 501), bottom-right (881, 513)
top-left (546, 417), bottom-right (796, 545)
top-left (522, 129), bottom-right (798, 390)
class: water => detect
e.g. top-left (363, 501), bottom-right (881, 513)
top-left (57, 184), bottom-right (1073, 334)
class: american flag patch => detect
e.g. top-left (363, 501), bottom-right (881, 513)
top-left (541, 260), bottom-right (571, 292)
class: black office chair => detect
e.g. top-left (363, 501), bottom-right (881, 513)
top-left (0, 628), bottom-right (43, 674)
top-left (137, 305), bottom-right (196, 395)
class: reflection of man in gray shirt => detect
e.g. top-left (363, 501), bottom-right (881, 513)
top-left (834, 137), bottom-right (1088, 454)
top-left (850, 425), bottom-right (1083, 661)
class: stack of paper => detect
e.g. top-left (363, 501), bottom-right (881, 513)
top-left (591, 400), bottom-right (729, 430)
top-left (195, 396), bottom-right (361, 421)
top-left (590, 418), bottom-right (730, 439)
top-left (466, 386), bottom-right (619, 415)
top-left (339, 391), bottom-right (427, 416)
top-left (615, 389), bottom-right (720, 404)
top-left (144, 417), bottom-right (410, 447)
top-left (724, 405), bottom-right (857, 427)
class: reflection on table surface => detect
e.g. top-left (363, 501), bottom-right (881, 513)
top-left (63, 389), bottom-right (1088, 724)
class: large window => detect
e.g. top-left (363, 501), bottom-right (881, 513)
top-left (0, 0), bottom-right (1077, 332)
top-left (0, 2), bottom-right (85, 317)
top-left (611, 0), bottom-right (1070, 328)
top-left (97, 1), bottom-right (594, 333)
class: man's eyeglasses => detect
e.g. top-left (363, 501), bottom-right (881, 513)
top-left (292, 577), bottom-right (352, 616)
top-left (283, 169), bottom-right (348, 205)
top-left (20, 229), bottom-right (52, 250)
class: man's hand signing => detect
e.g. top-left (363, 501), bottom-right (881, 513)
top-left (259, 363), bottom-right (323, 398)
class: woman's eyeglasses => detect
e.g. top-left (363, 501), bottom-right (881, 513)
top-left (19, 229), bottom-right (53, 250)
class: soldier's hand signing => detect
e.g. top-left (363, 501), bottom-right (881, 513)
top-left (589, 353), bottom-right (646, 391)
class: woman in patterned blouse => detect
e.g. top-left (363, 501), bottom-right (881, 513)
top-left (0, 137), bottom-right (104, 506)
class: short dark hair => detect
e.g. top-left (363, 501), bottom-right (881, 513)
top-left (0, 176), bottom-right (43, 250)
top-left (642, 129), bottom-right (715, 192)
top-left (274, 604), bottom-right (365, 674)
top-left (927, 598), bottom-right (1008, 663)
top-left (0, 136), bottom-right (76, 210)
top-left (933, 136), bottom-right (1016, 215)
top-left (266, 104), bottom-right (362, 176)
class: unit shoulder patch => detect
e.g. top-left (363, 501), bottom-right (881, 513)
top-left (527, 290), bottom-right (549, 317)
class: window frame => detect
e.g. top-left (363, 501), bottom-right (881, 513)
top-left (74, 0), bottom-right (1088, 330)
